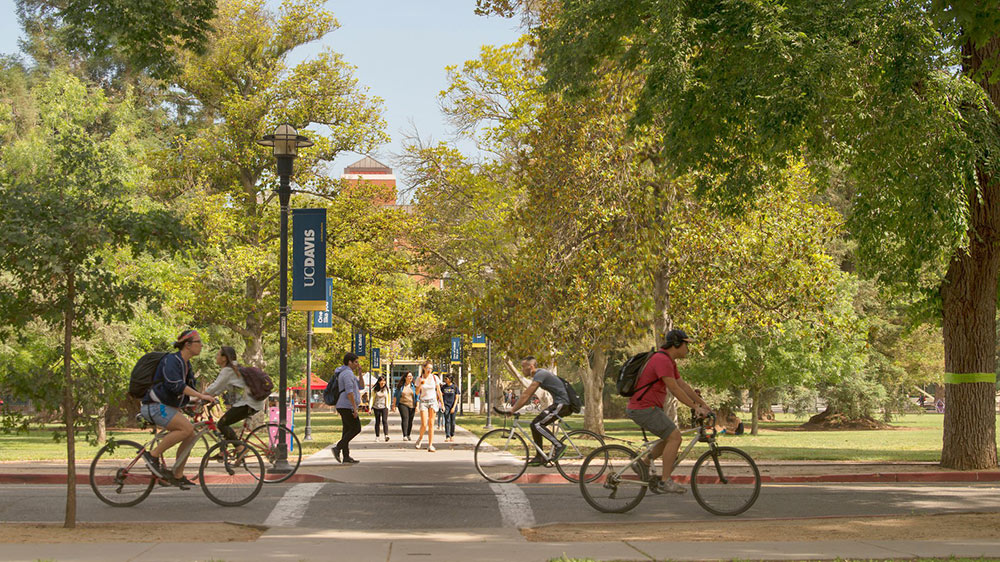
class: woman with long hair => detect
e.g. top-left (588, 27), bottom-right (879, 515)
top-left (414, 360), bottom-right (444, 452)
top-left (205, 346), bottom-right (266, 443)
top-left (392, 372), bottom-right (417, 440)
top-left (369, 376), bottom-right (390, 441)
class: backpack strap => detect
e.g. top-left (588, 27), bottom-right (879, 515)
top-left (635, 350), bottom-right (669, 401)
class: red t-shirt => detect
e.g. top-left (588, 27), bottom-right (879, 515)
top-left (627, 351), bottom-right (679, 410)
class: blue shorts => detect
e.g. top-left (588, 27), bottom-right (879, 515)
top-left (141, 402), bottom-right (179, 427)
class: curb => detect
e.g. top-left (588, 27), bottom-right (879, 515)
top-left (512, 471), bottom-right (1000, 485)
top-left (0, 472), bottom-right (328, 485)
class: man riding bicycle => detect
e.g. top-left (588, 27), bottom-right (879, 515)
top-left (507, 357), bottom-right (571, 466)
top-left (629, 329), bottom-right (712, 494)
top-left (140, 329), bottom-right (216, 488)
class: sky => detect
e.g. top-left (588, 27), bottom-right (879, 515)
top-left (0, 0), bottom-right (523, 193)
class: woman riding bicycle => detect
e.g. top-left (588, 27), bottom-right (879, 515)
top-left (205, 345), bottom-right (266, 444)
top-left (140, 329), bottom-right (215, 488)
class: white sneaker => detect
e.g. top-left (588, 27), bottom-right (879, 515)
top-left (415, 439), bottom-right (422, 449)
top-left (428, 445), bottom-right (436, 452)
top-left (375, 436), bottom-right (380, 442)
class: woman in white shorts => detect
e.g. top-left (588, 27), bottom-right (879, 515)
top-left (413, 360), bottom-right (444, 452)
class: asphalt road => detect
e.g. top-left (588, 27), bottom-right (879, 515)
top-left (4, 481), bottom-right (1000, 529)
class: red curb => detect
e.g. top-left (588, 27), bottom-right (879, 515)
top-left (0, 472), bottom-right (327, 485)
top-left (505, 471), bottom-right (1000, 485)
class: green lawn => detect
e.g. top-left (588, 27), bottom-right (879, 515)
top-left (457, 412), bottom-right (999, 463)
top-left (0, 411), bottom-right (366, 462)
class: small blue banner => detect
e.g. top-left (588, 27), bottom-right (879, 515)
top-left (313, 278), bottom-right (333, 333)
top-left (472, 334), bottom-right (487, 348)
top-left (370, 347), bottom-right (381, 372)
top-left (292, 208), bottom-right (327, 311)
top-left (353, 328), bottom-right (366, 356)
top-left (451, 337), bottom-right (462, 365)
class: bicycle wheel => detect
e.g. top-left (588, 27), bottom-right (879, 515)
top-left (199, 440), bottom-right (265, 507)
top-left (690, 446), bottom-right (761, 516)
top-left (89, 439), bottom-right (156, 507)
top-left (555, 430), bottom-right (605, 483)
top-left (579, 444), bottom-right (647, 514)
top-left (245, 423), bottom-right (302, 483)
top-left (474, 428), bottom-right (530, 483)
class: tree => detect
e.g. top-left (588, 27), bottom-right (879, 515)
top-left (18, 0), bottom-right (215, 79)
top-left (0, 70), bottom-right (185, 527)
top-left (539, 0), bottom-right (1000, 469)
top-left (158, 0), bottom-right (400, 368)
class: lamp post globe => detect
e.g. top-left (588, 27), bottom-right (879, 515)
top-left (257, 123), bottom-right (313, 473)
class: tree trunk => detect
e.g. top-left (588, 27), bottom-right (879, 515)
top-left (583, 346), bottom-right (607, 435)
top-left (62, 269), bottom-right (77, 529)
top-left (96, 405), bottom-right (107, 444)
top-left (652, 260), bottom-right (673, 347)
top-left (938, 38), bottom-right (1000, 470)
top-left (750, 387), bottom-right (760, 436)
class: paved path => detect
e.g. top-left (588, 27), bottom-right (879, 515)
top-left (4, 414), bottom-right (1000, 560)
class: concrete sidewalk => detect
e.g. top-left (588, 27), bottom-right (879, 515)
top-left (3, 526), bottom-right (1000, 561)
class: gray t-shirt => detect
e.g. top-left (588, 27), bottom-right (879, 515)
top-left (533, 368), bottom-right (569, 405)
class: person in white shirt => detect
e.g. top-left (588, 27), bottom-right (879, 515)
top-left (413, 360), bottom-right (444, 452)
top-left (205, 346), bottom-right (266, 443)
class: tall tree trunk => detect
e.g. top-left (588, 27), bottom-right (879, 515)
top-left (62, 269), bottom-right (76, 529)
top-left (652, 260), bottom-right (672, 347)
top-left (583, 346), bottom-right (607, 435)
top-left (96, 405), bottom-right (107, 444)
top-left (750, 387), bottom-right (760, 436)
top-left (940, 37), bottom-right (1000, 470)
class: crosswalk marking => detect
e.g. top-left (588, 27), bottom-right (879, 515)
top-left (489, 483), bottom-right (536, 528)
top-left (264, 483), bottom-right (325, 527)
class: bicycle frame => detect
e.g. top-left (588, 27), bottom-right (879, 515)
top-left (606, 419), bottom-right (715, 487)
top-left (500, 413), bottom-right (574, 460)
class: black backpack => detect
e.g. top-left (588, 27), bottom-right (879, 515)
top-left (616, 349), bottom-right (666, 397)
top-left (323, 374), bottom-right (341, 406)
top-left (238, 366), bottom-right (274, 401)
top-left (559, 376), bottom-right (583, 414)
top-left (128, 351), bottom-right (168, 399)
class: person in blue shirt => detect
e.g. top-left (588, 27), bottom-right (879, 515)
top-left (332, 353), bottom-right (363, 464)
top-left (440, 375), bottom-right (459, 442)
top-left (140, 329), bottom-right (215, 488)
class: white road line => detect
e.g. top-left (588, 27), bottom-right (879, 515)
top-left (263, 483), bottom-right (326, 527)
top-left (489, 482), bottom-right (536, 528)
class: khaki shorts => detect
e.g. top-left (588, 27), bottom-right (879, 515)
top-left (626, 407), bottom-right (677, 440)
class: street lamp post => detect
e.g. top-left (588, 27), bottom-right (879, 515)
top-left (257, 123), bottom-right (313, 473)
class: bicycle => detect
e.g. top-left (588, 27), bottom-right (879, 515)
top-left (578, 413), bottom-right (760, 516)
top-left (88, 401), bottom-right (265, 508)
top-left (213, 406), bottom-right (303, 484)
top-left (474, 406), bottom-right (605, 483)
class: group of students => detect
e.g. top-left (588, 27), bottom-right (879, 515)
top-left (330, 358), bottom-right (460, 462)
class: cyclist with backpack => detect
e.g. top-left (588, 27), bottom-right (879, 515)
top-left (140, 329), bottom-right (216, 488)
top-left (627, 329), bottom-right (712, 494)
top-left (506, 357), bottom-right (572, 466)
top-left (204, 346), bottom-right (266, 443)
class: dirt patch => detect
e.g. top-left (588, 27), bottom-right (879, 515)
top-left (522, 511), bottom-right (1000, 543)
top-left (799, 409), bottom-right (893, 431)
top-left (0, 522), bottom-right (265, 544)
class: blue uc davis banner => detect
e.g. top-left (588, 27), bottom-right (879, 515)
top-left (353, 328), bottom-right (366, 356)
top-left (451, 337), bottom-right (462, 365)
top-left (292, 208), bottom-right (327, 311)
top-left (472, 334), bottom-right (487, 348)
top-left (313, 278), bottom-right (333, 334)
top-left (370, 347), bottom-right (381, 372)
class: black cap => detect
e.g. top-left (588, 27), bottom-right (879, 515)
top-left (664, 329), bottom-right (694, 348)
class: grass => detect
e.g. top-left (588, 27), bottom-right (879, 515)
top-left (0, 410), bottom-right (370, 462)
top-left (458, 412), bottom-right (1000, 463)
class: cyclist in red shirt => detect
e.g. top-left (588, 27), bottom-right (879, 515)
top-left (627, 329), bottom-right (711, 494)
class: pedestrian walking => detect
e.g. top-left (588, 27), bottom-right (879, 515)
top-left (440, 374), bottom-right (458, 442)
top-left (332, 353), bottom-right (363, 464)
top-left (435, 371), bottom-right (445, 431)
top-left (414, 360), bottom-right (444, 452)
top-left (393, 372), bottom-right (417, 440)
top-left (369, 376), bottom-right (390, 442)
